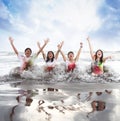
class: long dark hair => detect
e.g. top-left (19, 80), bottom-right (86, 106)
top-left (95, 49), bottom-right (103, 63)
top-left (46, 51), bottom-right (54, 62)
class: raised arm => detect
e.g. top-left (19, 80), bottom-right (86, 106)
top-left (36, 38), bottom-right (49, 57)
top-left (87, 101), bottom-right (96, 117)
top-left (74, 42), bottom-right (83, 62)
top-left (9, 37), bottom-right (19, 55)
top-left (37, 41), bottom-right (46, 60)
top-left (55, 41), bottom-right (64, 60)
top-left (59, 42), bottom-right (67, 62)
top-left (58, 41), bottom-right (67, 61)
top-left (87, 37), bottom-right (94, 60)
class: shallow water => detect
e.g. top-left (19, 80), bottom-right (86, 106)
top-left (0, 51), bottom-right (120, 121)
top-left (1, 81), bottom-right (120, 121)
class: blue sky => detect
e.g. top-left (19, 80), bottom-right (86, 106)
top-left (0, 0), bottom-right (120, 52)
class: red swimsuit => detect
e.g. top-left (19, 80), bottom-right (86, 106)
top-left (67, 63), bottom-right (76, 72)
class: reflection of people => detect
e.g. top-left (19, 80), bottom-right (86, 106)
top-left (37, 41), bottom-right (63, 72)
top-left (96, 90), bottom-right (112, 96)
top-left (59, 42), bottom-right (83, 72)
top-left (85, 92), bottom-right (93, 101)
top-left (87, 100), bottom-right (106, 117)
top-left (77, 92), bottom-right (93, 102)
top-left (91, 100), bottom-right (106, 111)
top-left (87, 37), bottom-right (111, 76)
top-left (25, 97), bottom-right (33, 106)
top-left (9, 37), bottom-right (48, 72)
top-left (105, 90), bottom-right (112, 94)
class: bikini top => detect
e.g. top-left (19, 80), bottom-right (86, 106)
top-left (92, 60), bottom-right (103, 70)
top-left (66, 61), bottom-right (76, 72)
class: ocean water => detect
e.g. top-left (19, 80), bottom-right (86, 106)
top-left (0, 51), bottom-right (120, 121)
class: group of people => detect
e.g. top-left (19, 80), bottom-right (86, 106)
top-left (9, 37), bottom-right (111, 76)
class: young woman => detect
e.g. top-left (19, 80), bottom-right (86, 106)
top-left (9, 37), bottom-right (48, 72)
top-left (37, 41), bottom-right (63, 72)
top-left (87, 37), bottom-right (111, 75)
top-left (59, 42), bottom-right (83, 72)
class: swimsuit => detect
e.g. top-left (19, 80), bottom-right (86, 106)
top-left (66, 61), bottom-right (76, 72)
top-left (47, 66), bottom-right (54, 71)
top-left (18, 54), bottom-right (37, 71)
top-left (46, 60), bottom-right (56, 71)
top-left (92, 60), bottom-right (103, 74)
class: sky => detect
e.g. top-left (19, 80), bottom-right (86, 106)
top-left (0, 0), bottom-right (120, 52)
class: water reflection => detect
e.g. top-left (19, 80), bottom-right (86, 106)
top-left (0, 82), bottom-right (119, 121)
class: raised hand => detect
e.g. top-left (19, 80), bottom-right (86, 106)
top-left (44, 38), bottom-right (49, 45)
top-left (57, 41), bottom-right (64, 50)
top-left (87, 36), bottom-right (90, 41)
top-left (9, 37), bottom-right (18, 55)
top-left (80, 42), bottom-right (83, 48)
top-left (9, 37), bottom-right (14, 44)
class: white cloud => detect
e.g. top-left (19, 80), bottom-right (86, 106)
top-left (15, 0), bottom-right (103, 51)
top-left (0, 2), bottom-right (9, 19)
top-left (0, 0), bottom-right (120, 51)
top-left (27, 0), bottom-right (102, 33)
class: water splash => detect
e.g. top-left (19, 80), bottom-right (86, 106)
top-left (0, 63), bottom-right (120, 84)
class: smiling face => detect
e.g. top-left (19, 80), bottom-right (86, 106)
top-left (68, 51), bottom-right (74, 60)
top-left (25, 48), bottom-right (32, 57)
top-left (96, 50), bottom-right (103, 58)
top-left (47, 51), bottom-right (54, 60)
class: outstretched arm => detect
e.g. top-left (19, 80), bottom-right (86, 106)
top-left (103, 56), bottom-right (111, 62)
top-left (74, 42), bottom-right (83, 62)
top-left (36, 38), bottom-right (49, 57)
top-left (87, 101), bottom-right (96, 118)
top-left (87, 37), bottom-right (94, 60)
top-left (9, 37), bottom-right (19, 55)
top-left (55, 41), bottom-right (64, 60)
